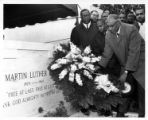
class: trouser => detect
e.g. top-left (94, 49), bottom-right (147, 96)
top-left (118, 73), bottom-right (145, 116)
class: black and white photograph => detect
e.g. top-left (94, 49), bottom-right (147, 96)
top-left (1, 0), bottom-right (146, 118)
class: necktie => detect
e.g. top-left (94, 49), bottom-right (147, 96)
top-left (87, 24), bottom-right (88, 29)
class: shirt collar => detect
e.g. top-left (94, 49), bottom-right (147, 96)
top-left (138, 22), bottom-right (145, 26)
top-left (117, 26), bottom-right (121, 35)
top-left (83, 22), bottom-right (91, 29)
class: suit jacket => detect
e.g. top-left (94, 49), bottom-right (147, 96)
top-left (99, 23), bottom-right (145, 89)
top-left (70, 22), bottom-right (99, 50)
top-left (91, 31), bottom-right (105, 56)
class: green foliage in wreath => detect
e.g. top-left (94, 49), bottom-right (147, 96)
top-left (48, 43), bottom-right (125, 114)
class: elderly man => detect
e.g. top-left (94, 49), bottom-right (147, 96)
top-left (97, 14), bottom-right (145, 117)
top-left (95, 19), bottom-right (121, 77)
top-left (135, 7), bottom-right (145, 39)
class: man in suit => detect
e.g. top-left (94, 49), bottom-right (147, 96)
top-left (70, 9), bottom-right (105, 115)
top-left (95, 19), bottom-right (121, 77)
top-left (70, 9), bottom-right (102, 53)
top-left (97, 14), bottom-right (145, 117)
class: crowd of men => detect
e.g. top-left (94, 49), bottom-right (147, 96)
top-left (70, 6), bottom-right (145, 117)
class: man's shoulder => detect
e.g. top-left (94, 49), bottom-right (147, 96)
top-left (72, 23), bottom-right (83, 31)
top-left (121, 23), bottom-right (137, 31)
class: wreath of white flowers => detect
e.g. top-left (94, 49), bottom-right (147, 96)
top-left (51, 42), bottom-right (131, 93)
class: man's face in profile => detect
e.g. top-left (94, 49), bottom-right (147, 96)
top-left (106, 16), bottom-right (120, 34)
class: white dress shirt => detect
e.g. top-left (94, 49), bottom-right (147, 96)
top-left (138, 22), bottom-right (145, 40)
top-left (83, 22), bottom-right (91, 29)
top-left (116, 27), bottom-right (121, 38)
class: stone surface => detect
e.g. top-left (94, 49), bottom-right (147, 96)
top-left (1, 42), bottom-right (70, 117)
top-left (70, 111), bottom-right (138, 117)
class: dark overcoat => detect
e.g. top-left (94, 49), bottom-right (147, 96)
top-left (70, 22), bottom-right (99, 50)
top-left (99, 23), bottom-right (145, 89)
top-left (70, 22), bottom-right (121, 76)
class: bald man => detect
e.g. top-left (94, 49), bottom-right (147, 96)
top-left (97, 14), bottom-right (145, 117)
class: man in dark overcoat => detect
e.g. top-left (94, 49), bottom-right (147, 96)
top-left (70, 9), bottom-right (101, 52)
top-left (70, 9), bottom-right (106, 115)
top-left (98, 14), bottom-right (145, 117)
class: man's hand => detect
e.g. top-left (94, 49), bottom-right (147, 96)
top-left (119, 71), bottom-right (128, 82)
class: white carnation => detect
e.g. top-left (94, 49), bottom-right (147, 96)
top-left (50, 64), bottom-right (61, 70)
top-left (71, 54), bottom-right (77, 59)
top-left (103, 83), bottom-right (119, 93)
top-left (111, 85), bottom-right (119, 93)
top-left (83, 70), bottom-right (89, 76)
top-left (96, 84), bottom-right (112, 93)
top-left (83, 70), bottom-right (93, 80)
top-left (94, 74), bottom-right (108, 84)
top-left (95, 75), bottom-right (119, 93)
top-left (91, 58), bottom-right (99, 63)
top-left (56, 58), bottom-right (69, 65)
top-left (84, 46), bottom-right (91, 55)
top-left (75, 73), bottom-right (83, 86)
top-left (59, 69), bottom-right (68, 80)
top-left (70, 42), bottom-right (81, 55)
top-left (65, 52), bottom-right (71, 59)
top-left (102, 86), bottom-right (112, 93)
top-left (70, 64), bottom-right (77, 72)
top-left (69, 72), bottom-right (75, 82)
top-left (78, 63), bottom-right (85, 69)
top-left (95, 75), bottom-right (112, 88)
top-left (91, 56), bottom-right (101, 63)
top-left (82, 57), bottom-right (91, 63)
top-left (86, 64), bottom-right (95, 71)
